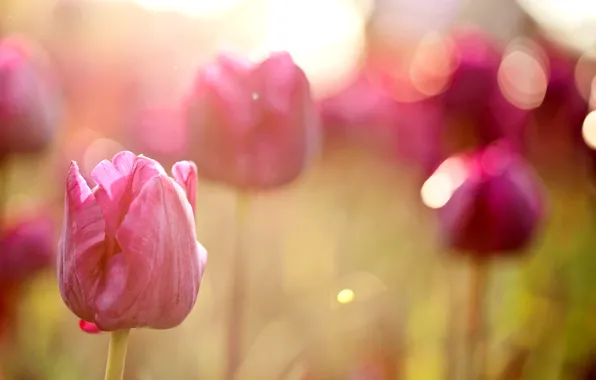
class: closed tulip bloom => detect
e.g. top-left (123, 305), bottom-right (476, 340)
top-left (185, 51), bottom-right (321, 190)
top-left (429, 142), bottom-right (544, 256)
top-left (58, 151), bottom-right (207, 331)
top-left (0, 36), bottom-right (60, 155)
top-left (444, 29), bottom-right (501, 115)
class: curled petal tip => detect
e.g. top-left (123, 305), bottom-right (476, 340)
top-left (79, 320), bottom-right (101, 334)
top-left (172, 161), bottom-right (198, 211)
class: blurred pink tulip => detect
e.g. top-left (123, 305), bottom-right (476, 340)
top-left (393, 98), bottom-right (446, 175)
top-left (435, 141), bottom-right (545, 256)
top-left (319, 73), bottom-right (398, 141)
top-left (58, 151), bottom-right (207, 331)
top-left (0, 213), bottom-right (55, 333)
top-left (126, 107), bottom-right (188, 168)
top-left (185, 51), bottom-right (321, 190)
top-left (0, 36), bottom-right (60, 156)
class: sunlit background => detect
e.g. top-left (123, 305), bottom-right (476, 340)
top-left (2, 0), bottom-right (596, 378)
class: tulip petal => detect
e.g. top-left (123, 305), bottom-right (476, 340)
top-left (90, 158), bottom-right (129, 238)
top-left (172, 161), bottom-right (197, 212)
top-left (79, 319), bottom-right (101, 334)
top-left (112, 150), bottom-right (136, 174)
top-left (94, 174), bottom-right (204, 330)
top-left (259, 52), bottom-right (297, 114)
top-left (91, 153), bottom-right (166, 242)
top-left (58, 162), bottom-right (105, 322)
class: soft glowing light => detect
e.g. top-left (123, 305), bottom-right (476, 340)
top-left (132, 0), bottom-right (245, 18)
top-left (498, 39), bottom-right (548, 110)
top-left (420, 157), bottom-right (469, 209)
top-left (582, 111), bottom-right (596, 149)
top-left (518, 0), bottom-right (596, 53)
top-left (262, 0), bottom-right (366, 98)
top-left (337, 288), bottom-right (355, 304)
top-left (83, 138), bottom-right (124, 176)
top-left (409, 32), bottom-right (456, 97)
top-left (574, 53), bottom-right (596, 102)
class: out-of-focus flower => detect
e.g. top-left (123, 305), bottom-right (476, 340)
top-left (58, 151), bottom-right (207, 331)
top-left (393, 97), bottom-right (446, 175)
top-left (444, 28), bottom-right (502, 116)
top-left (443, 30), bottom-right (536, 151)
top-left (125, 107), bottom-right (189, 168)
top-left (0, 213), bottom-right (55, 333)
top-left (538, 46), bottom-right (588, 141)
top-left (0, 36), bottom-right (60, 156)
top-left (318, 73), bottom-right (398, 141)
top-left (185, 51), bottom-right (321, 190)
top-left (430, 141), bottom-right (545, 256)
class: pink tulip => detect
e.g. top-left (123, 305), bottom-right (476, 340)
top-left (185, 51), bottom-right (321, 190)
top-left (0, 35), bottom-right (60, 156)
top-left (58, 151), bottom-right (207, 331)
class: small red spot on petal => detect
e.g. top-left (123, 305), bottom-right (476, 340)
top-left (79, 319), bottom-right (101, 334)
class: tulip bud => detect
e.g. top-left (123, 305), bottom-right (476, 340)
top-left (185, 52), bottom-right (321, 190)
top-left (444, 29), bottom-right (501, 116)
top-left (58, 151), bottom-right (207, 331)
top-left (426, 142), bottom-right (545, 256)
top-left (319, 73), bottom-right (398, 142)
top-left (0, 36), bottom-right (60, 156)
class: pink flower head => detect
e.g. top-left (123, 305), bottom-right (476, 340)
top-left (444, 28), bottom-right (502, 115)
top-left (0, 35), bottom-right (60, 156)
top-left (58, 151), bottom-right (207, 331)
top-left (185, 51), bottom-right (321, 190)
top-left (431, 141), bottom-right (545, 256)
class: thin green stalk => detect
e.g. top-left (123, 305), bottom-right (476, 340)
top-left (104, 329), bottom-right (130, 380)
top-left (466, 258), bottom-right (489, 380)
top-left (226, 191), bottom-right (251, 380)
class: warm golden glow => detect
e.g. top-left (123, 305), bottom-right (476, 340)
top-left (420, 157), bottom-right (469, 209)
top-left (582, 111), bottom-right (596, 149)
top-left (409, 32), bottom-right (456, 97)
top-left (262, 0), bottom-right (366, 98)
top-left (132, 0), bottom-right (245, 17)
top-left (337, 288), bottom-right (355, 304)
top-left (518, 0), bottom-right (596, 53)
top-left (498, 39), bottom-right (548, 110)
top-left (83, 137), bottom-right (124, 176)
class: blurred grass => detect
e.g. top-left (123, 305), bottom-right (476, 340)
top-left (2, 140), bottom-right (596, 379)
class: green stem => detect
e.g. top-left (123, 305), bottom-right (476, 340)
top-left (0, 155), bottom-right (9, 228)
top-left (226, 192), bottom-right (251, 380)
top-left (466, 258), bottom-right (489, 380)
top-left (104, 329), bottom-right (130, 380)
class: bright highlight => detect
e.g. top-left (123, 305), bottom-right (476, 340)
top-left (337, 288), bottom-right (355, 304)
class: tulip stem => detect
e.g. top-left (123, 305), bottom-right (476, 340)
top-left (466, 258), bottom-right (489, 380)
top-left (104, 329), bottom-right (130, 380)
top-left (0, 155), bottom-right (8, 227)
top-left (226, 191), bottom-right (251, 380)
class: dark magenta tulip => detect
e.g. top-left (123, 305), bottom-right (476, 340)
top-left (58, 151), bottom-right (207, 331)
top-left (185, 51), bottom-right (321, 190)
top-left (428, 141), bottom-right (545, 256)
top-left (0, 36), bottom-right (60, 156)
top-left (444, 29), bottom-right (502, 116)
